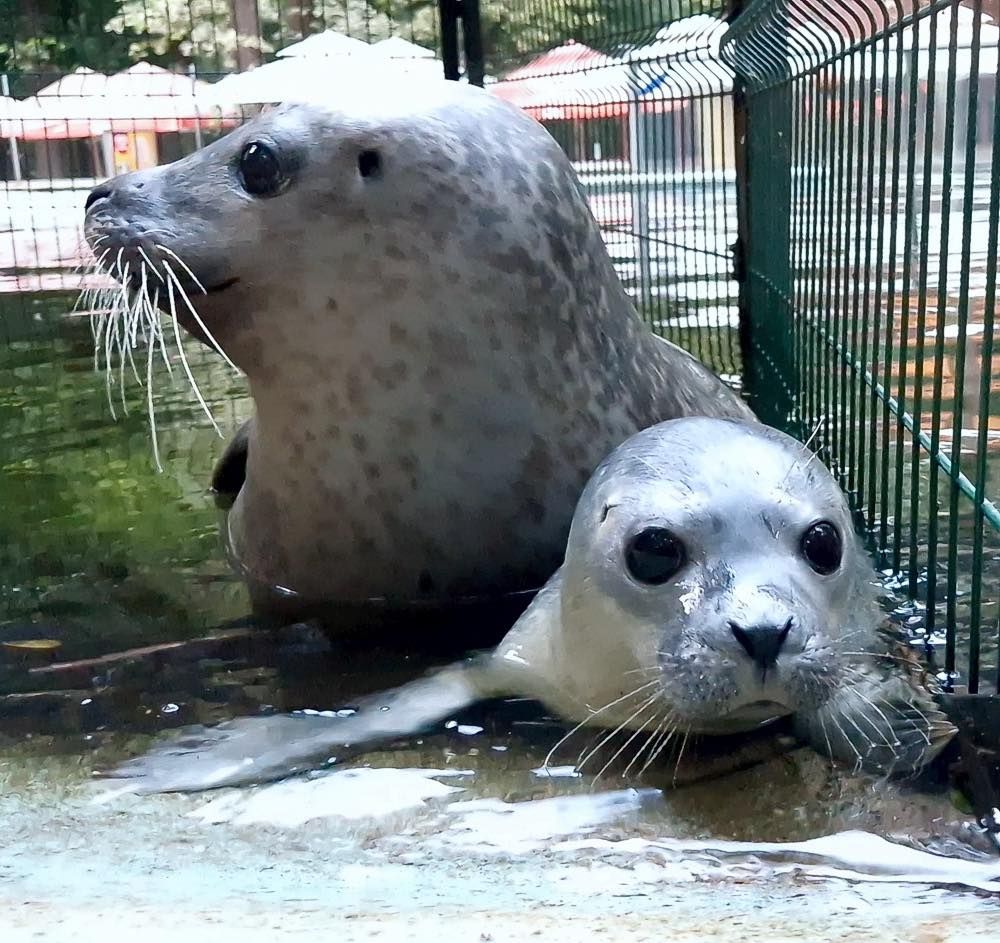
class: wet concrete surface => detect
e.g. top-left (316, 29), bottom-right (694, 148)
top-left (1, 699), bottom-right (998, 942)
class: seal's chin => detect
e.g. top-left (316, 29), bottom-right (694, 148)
top-left (684, 700), bottom-right (792, 735)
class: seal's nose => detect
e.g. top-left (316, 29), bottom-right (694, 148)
top-left (730, 618), bottom-right (792, 670)
top-left (85, 183), bottom-right (113, 212)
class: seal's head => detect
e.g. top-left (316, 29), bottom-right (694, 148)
top-left (81, 78), bottom-right (609, 372)
top-left (555, 416), bottom-right (880, 734)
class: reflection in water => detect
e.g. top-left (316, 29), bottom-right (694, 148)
top-left (0, 291), bottom-right (252, 658)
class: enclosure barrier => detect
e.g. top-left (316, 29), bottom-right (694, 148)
top-left (1, 0), bottom-right (999, 696)
top-left (483, 0), bottom-right (1000, 697)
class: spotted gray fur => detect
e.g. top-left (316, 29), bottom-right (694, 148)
top-left (84, 79), bottom-right (754, 618)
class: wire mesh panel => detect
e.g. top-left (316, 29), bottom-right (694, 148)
top-left (487, 1), bottom-right (743, 384)
top-left (724, 0), bottom-right (1000, 693)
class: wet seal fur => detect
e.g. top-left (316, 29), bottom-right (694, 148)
top-left (102, 418), bottom-right (955, 794)
top-left (83, 78), bottom-right (753, 625)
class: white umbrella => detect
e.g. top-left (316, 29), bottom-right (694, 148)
top-left (369, 36), bottom-right (443, 81)
top-left (371, 36), bottom-right (436, 60)
top-left (198, 55), bottom-right (443, 107)
top-left (275, 29), bottom-right (372, 58)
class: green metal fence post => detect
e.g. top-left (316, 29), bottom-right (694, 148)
top-left (728, 1), bottom-right (796, 429)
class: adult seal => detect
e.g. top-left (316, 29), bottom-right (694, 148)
top-left (103, 417), bottom-right (955, 794)
top-left (83, 78), bottom-right (754, 625)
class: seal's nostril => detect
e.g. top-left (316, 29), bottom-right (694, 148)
top-left (730, 618), bottom-right (792, 670)
top-left (85, 184), bottom-right (113, 212)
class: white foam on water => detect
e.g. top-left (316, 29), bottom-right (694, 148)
top-left (553, 830), bottom-right (1000, 893)
top-left (188, 766), bottom-right (468, 828)
top-left (441, 788), bottom-right (658, 854)
top-left (530, 765), bottom-right (582, 779)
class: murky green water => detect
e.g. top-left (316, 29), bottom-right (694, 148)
top-left (0, 291), bottom-right (251, 660)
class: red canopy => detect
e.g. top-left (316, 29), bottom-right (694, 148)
top-left (490, 41), bottom-right (634, 121)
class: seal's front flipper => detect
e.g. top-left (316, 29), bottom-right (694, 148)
top-left (99, 658), bottom-right (501, 794)
top-left (794, 654), bottom-right (957, 776)
top-left (211, 418), bottom-right (252, 509)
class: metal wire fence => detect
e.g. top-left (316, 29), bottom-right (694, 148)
top-left (2, 0), bottom-right (1000, 696)
top-left (723, 0), bottom-right (1000, 695)
top-left (484, 0), bottom-right (1000, 696)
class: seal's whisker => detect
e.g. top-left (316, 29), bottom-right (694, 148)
top-left (165, 274), bottom-right (222, 436)
top-left (641, 719), bottom-right (679, 774)
top-left (157, 244), bottom-right (207, 293)
top-left (576, 692), bottom-right (659, 770)
top-left (670, 727), bottom-right (692, 788)
top-left (73, 243), bottom-right (106, 316)
top-left (132, 262), bottom-right (155, 349)
top-left (144, 317), bottom-right (163, 473)
top-left (622, 666), bottom-right (660, 678)
top-left (591, 702), bottom-right (662, 786)
top-left (829, 711), bottom-right (866, 772)
top-left (120, 276), bottom-right (147, 392)
top-left (780, 417), bottom-right (826, 486)
top-left (818, 711), bottom-right (835, 763)
top-left (137, 247), bottom-right (166, 284)
top-left (160, 253), bottom-right (239, 375)
top-left (115, 262), bottom-right (134, 415)
top-left (623, 710), bottom-right (670, 779)
top-left (103, 291), bottom-right (119, 421)
top-left (578, 694), bottom-right (659, 782)
top-left (840, 649), bottom-right (921, 666)
top-left (840, 691), bottom-right (896, 750)
top-left (149, 287), bottom-right (173, 376)
top-left (87, 248), bottom-right (113, 345)
top-left (540, 681), bottom-right (659, 773)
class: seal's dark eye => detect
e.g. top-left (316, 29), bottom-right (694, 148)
top-left (801, 521), bottom-right (842, 575)
top-left (625, 527), bottom-right (685, 586)
top-left (239, 142), bottom-right (283, 196)
top-left (358, 149), bottom-right (381, 179)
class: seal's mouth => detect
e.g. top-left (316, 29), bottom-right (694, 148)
top-left (205, 276), bottom-right (239, 295)
top-left (734, 699), bottom-right (790, 718)
top-left (121, 267), bottom-right (238, 297)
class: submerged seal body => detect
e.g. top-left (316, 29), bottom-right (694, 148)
top-left (105, 418), bottom-right (955, 794)
top-left (83, 78), bottom-right (753, 622)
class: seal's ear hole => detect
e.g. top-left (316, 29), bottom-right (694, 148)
top-left (358, 149), bottom-right (382, 179)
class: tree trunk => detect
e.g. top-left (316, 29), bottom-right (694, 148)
top-left (230, 0), bottom-right (263, 71)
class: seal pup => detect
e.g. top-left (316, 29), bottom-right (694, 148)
top-left (102, 417), bottom-right (955, 794)
top-left (82, 77), bottom-right (754, 623)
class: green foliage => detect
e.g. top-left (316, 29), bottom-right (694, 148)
top-left (0, 0), bottom-right (723, 80)
top-left (0, 0), bottom-right (140, 78)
